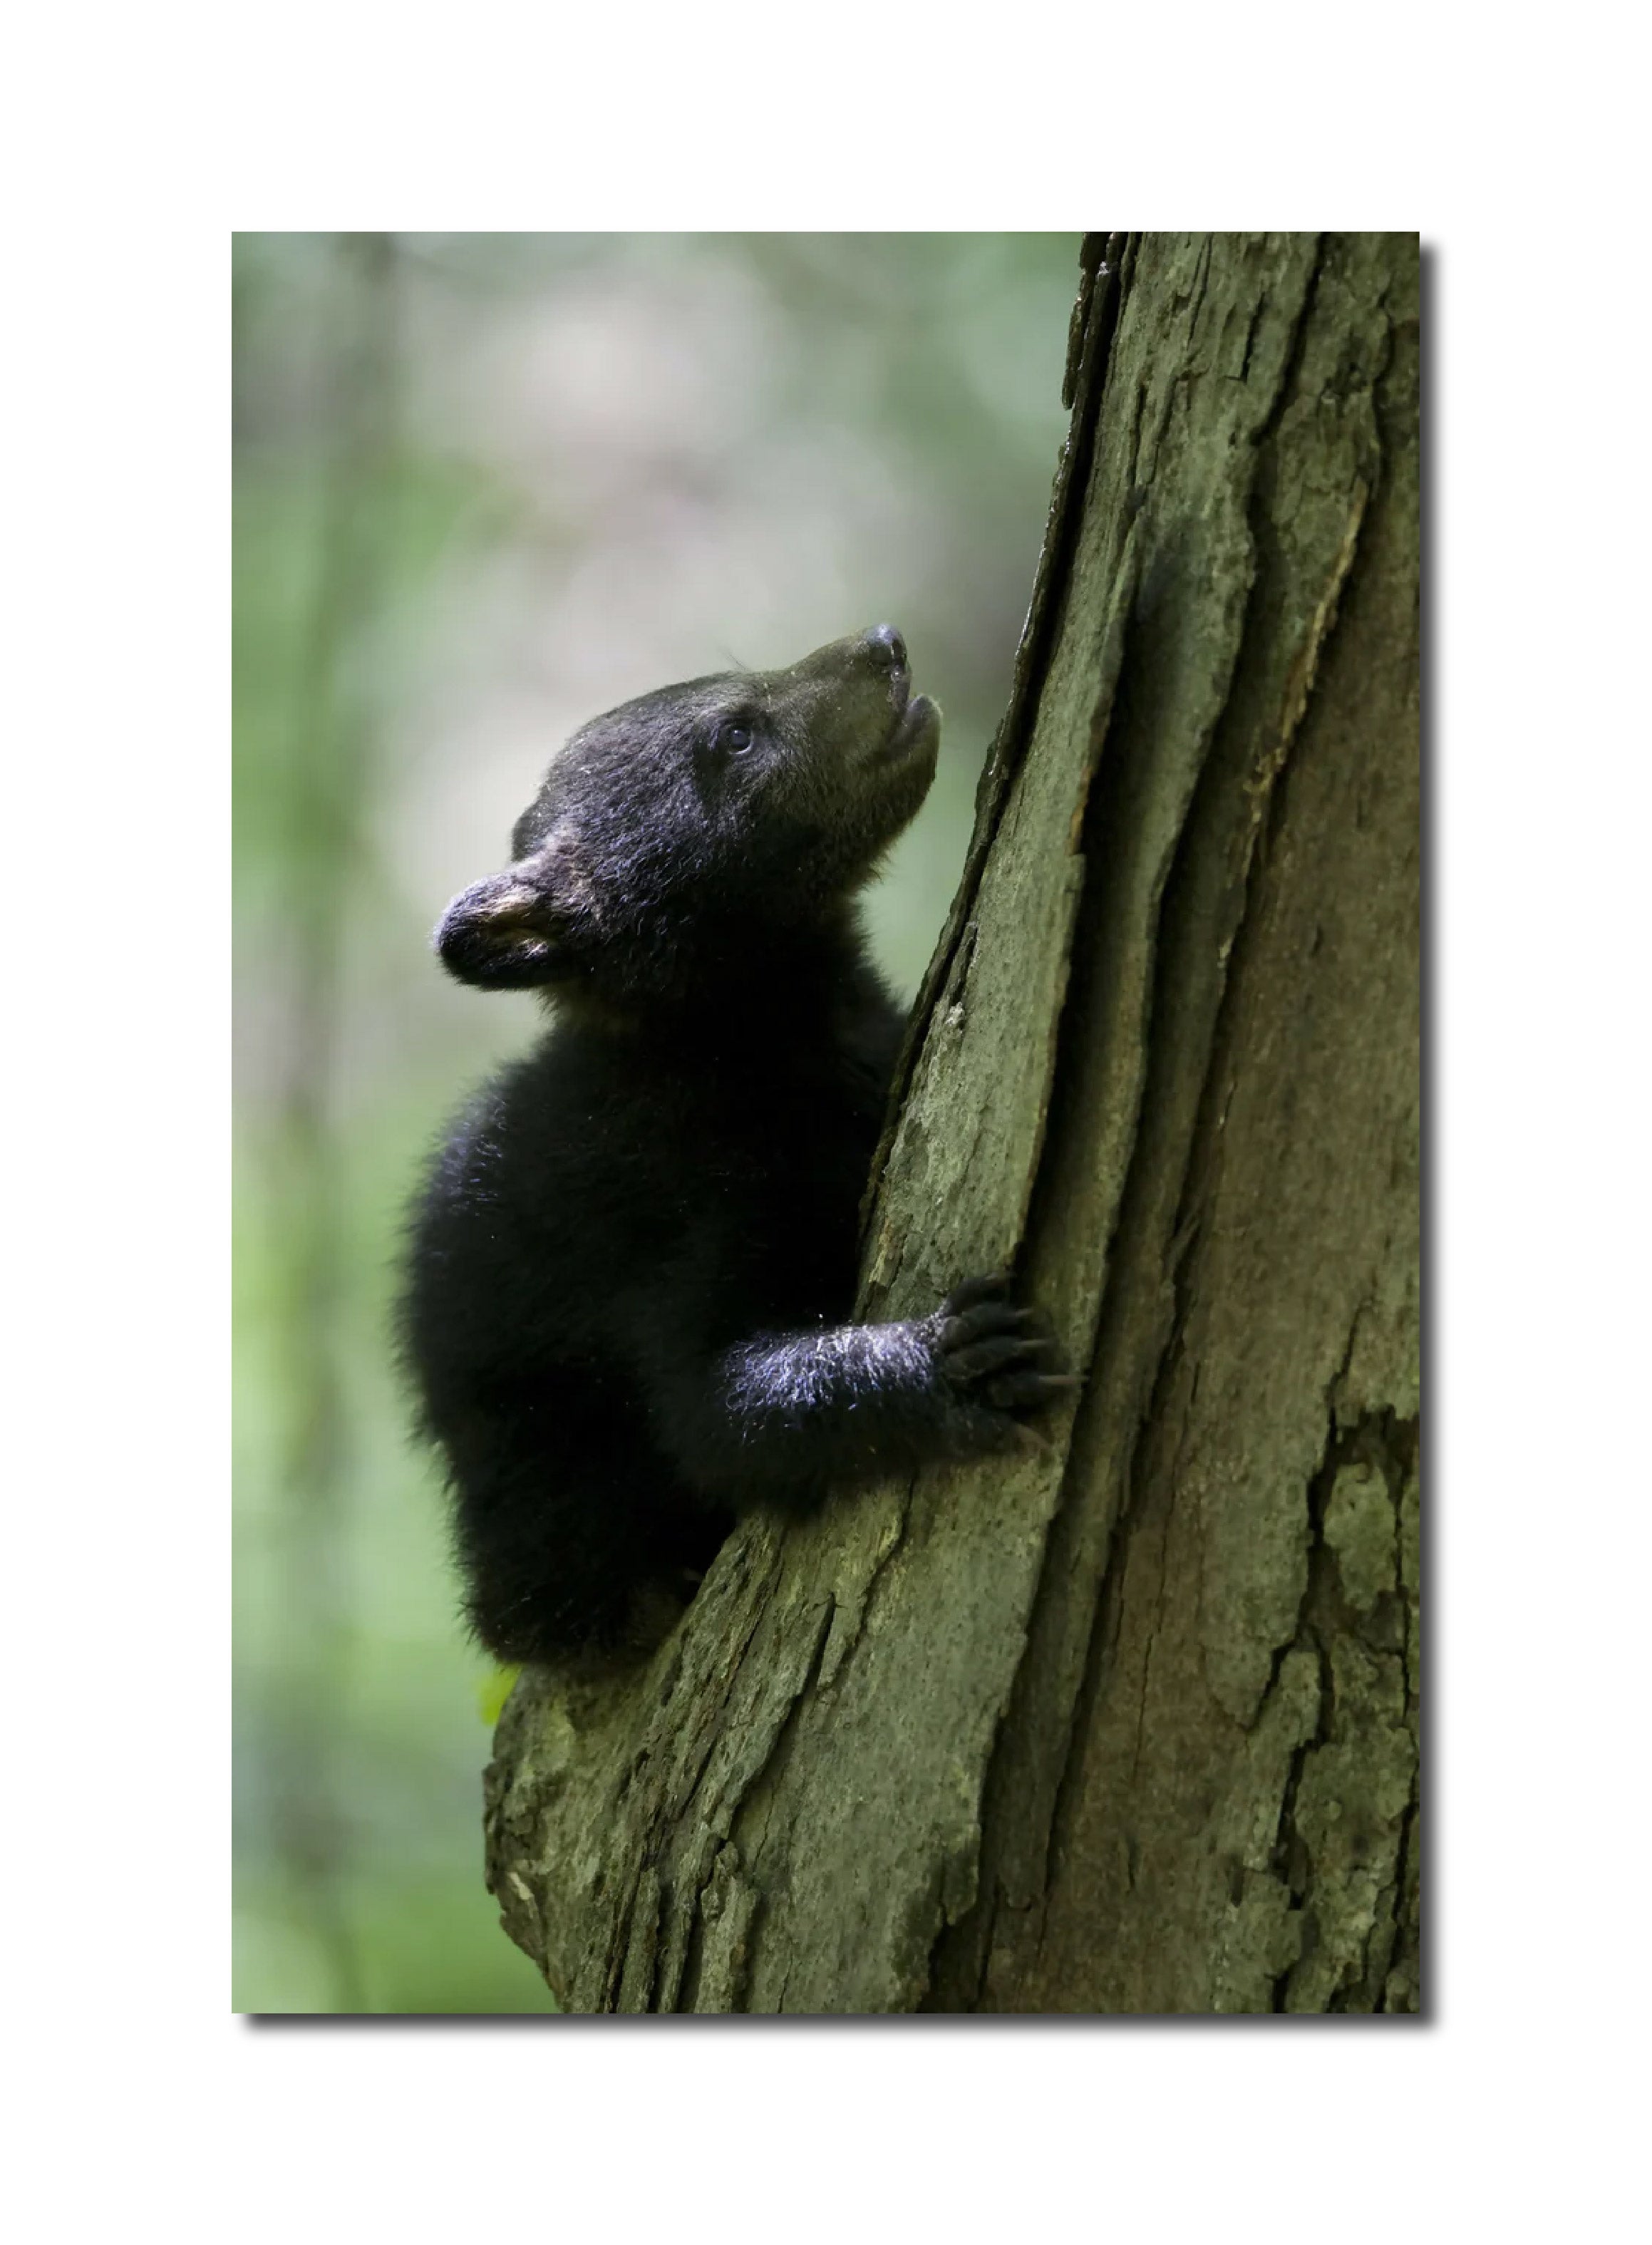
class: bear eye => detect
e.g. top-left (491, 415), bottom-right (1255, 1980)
top-left (716, 719), bottom-right (754, 754)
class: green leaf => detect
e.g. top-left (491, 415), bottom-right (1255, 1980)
top-left (476, 1665), bottom-right (522, 1726)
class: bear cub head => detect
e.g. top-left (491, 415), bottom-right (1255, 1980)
top-left (435, 625), bottom-right (941, 1001)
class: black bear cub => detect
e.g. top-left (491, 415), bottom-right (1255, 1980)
top-left (401, 626), bottom-right (1065, 1663)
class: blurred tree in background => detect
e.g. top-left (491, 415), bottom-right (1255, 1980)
top-left (232, 230), bottom-right (1081, 2013)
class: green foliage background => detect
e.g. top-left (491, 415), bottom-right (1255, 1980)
top-left (233, 231), bottom-right (1080, 2012)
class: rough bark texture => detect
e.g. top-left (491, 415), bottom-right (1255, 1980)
top-left (483, 232), bottom-right (1420, 2014)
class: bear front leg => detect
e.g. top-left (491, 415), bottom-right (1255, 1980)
top-left (650, 1274), bottom-right (1074, 1507)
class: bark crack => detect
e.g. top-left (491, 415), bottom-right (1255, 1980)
top-left (1269, 1400), bottom-right (1419, 2011)
top-left (864, 234), bottom-right (1128, 1208)
top-left (711, 1591), bottom-right (837, 2006)
top-left (1249, 236), bottom-right (1325, 455)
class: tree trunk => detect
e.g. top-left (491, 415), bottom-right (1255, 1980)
top-left (482, 232), bottom-right (1420, 2014)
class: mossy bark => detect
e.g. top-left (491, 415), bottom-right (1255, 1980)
top-left (484, 232), bottom-right (1420, 2014)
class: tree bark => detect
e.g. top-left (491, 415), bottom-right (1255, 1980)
top-left (482, 232), bottom-right (1420, 2014)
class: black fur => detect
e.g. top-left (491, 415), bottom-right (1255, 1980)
top-left (400, 627), bottom-right (1066, 1663)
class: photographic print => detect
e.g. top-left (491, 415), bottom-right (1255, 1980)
top-left (233, 232), bottom-right (1420, 2016)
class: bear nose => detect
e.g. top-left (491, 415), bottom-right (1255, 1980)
top-left (862, 624), bottom-right (907, 671)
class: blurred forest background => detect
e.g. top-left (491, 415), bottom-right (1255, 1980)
top-left (233, 230), bottom-right (1082, 2013)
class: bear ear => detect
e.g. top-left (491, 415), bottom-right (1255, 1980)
top-left (435, 869), bottom-right (572, 989)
